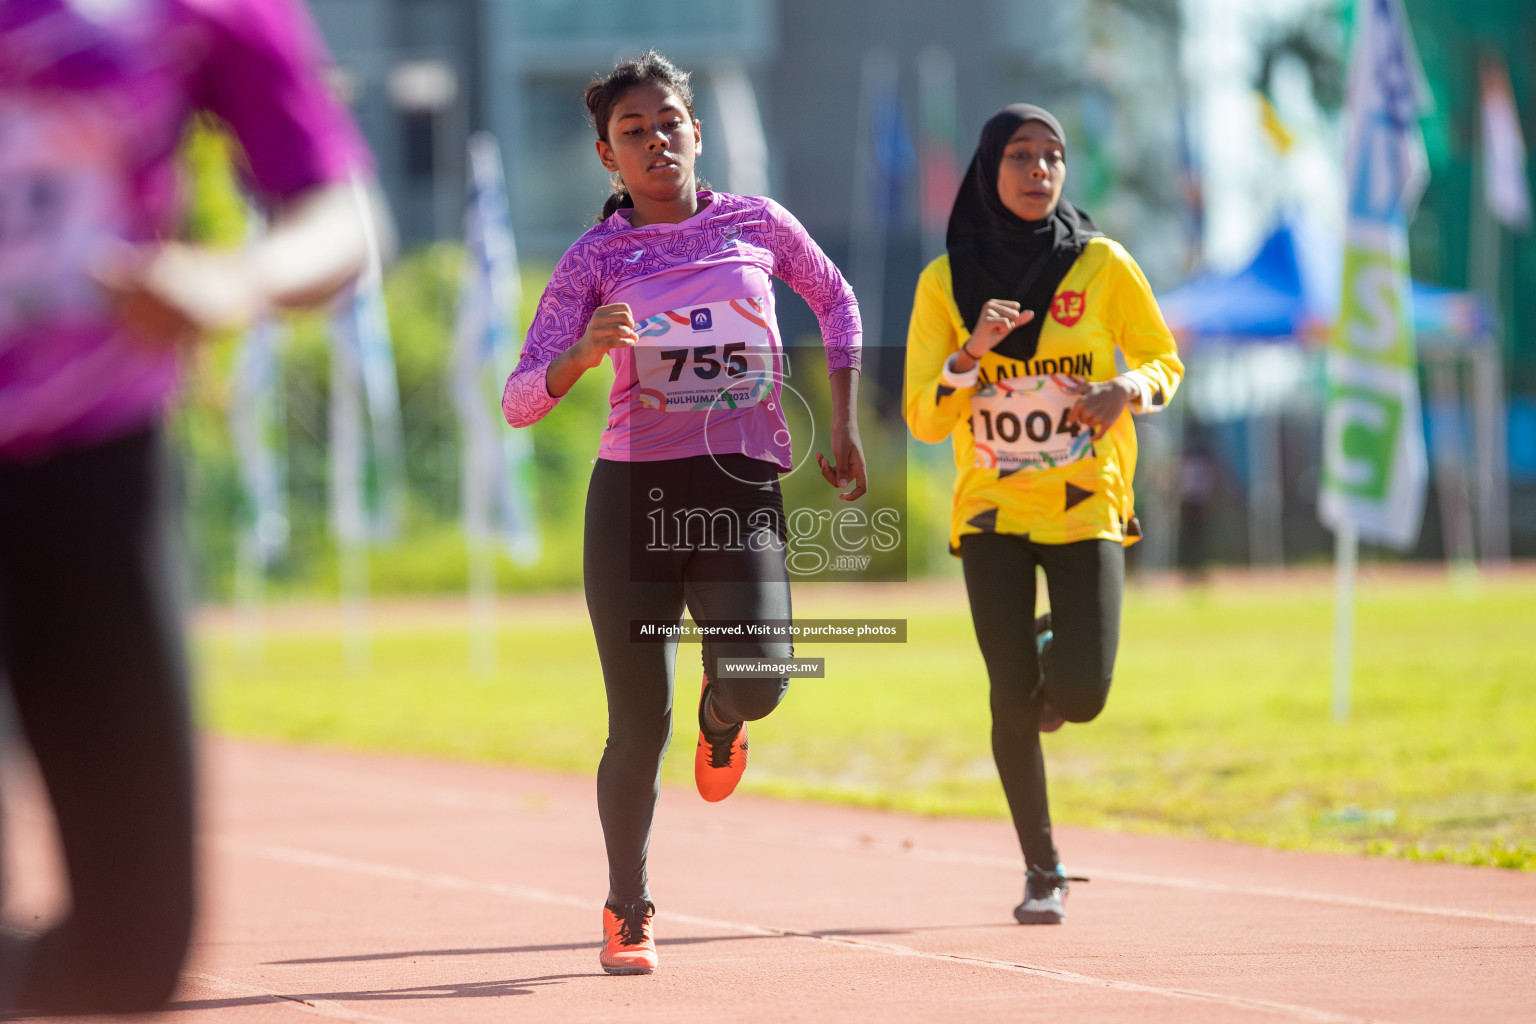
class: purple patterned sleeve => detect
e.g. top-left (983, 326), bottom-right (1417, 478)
top-left (502, 245), bottom-right (599, 428)
top-left (760, 199), bottom-right (862, 374)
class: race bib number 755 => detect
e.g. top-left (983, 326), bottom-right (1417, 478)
top-left (970, 374), bottom-right (1094, 473)
top-left (631, 297), bottom-right (778, 413)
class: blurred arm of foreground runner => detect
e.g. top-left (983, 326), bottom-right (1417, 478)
top-left (91, 182), bottom-right (372, 345)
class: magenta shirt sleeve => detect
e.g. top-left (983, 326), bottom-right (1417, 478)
top-left (503, 244), bottom-right (601, 428)
top-left (761, 199), bottom-right (862, 374)
top-left (189, 0), bottom-right (369, 200)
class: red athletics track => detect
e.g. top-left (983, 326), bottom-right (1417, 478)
top-left (4, 738), bottom-right (1533, 1023)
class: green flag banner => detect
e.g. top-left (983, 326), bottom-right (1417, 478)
top-left (1320, 0), bottom-right (1431, 550)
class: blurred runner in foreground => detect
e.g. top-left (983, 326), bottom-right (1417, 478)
top-left (0, 0), bottom-right (371, 1011)
top-left (904, 104), bottom-right (1182, 925)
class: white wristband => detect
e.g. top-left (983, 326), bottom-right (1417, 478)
top-left (942, 352), bottom-right (981, 389)
top-left (1119, 372), bottom-right (1152, 413)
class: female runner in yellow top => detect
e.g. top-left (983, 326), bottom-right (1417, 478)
top-left (904, 104), bottom-right (1182, 924)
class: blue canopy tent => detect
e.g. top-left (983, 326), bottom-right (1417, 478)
top-left (1159, 221), bottom-right (1335, 344)
top-left (1158, 219), bottom-right (1497, 346)
top-left (1147, 219), bottom-right (1504, 568)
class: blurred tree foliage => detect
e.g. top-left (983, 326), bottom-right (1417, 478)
top-left (173, 119), bottom-right (611, 600)
top-left (1255, 7), bottom-right (1346, 113)
top-left (175, 239), bottom-right (614, 601)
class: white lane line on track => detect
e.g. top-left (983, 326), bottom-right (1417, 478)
top-left (236, 756), bottom-right (1536, 929)
top-left (1076, 866), bottom-right (1536, 927)
top-left (183, 971), bottom-right (416, 1024)
top-left (219, 838), bottom-right (1395, 1024)
top-left (689, 823), bottom-right (1536, 928)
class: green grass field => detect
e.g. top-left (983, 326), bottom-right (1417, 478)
top-left (195, 569), bottom-right (1536, 870)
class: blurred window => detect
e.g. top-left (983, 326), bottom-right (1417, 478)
top-left (387, 60), bottom-right (458, 203)
top-left (516, 76), bottom-right (612, 239)
top-left (401, 110), bottom-right (435, 183)
top-left (515, 0), bottom-right (747, 36)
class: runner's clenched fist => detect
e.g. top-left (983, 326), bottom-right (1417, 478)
top-left (1063, 376), bottom-right (1138, 438)
top-left (576, 303), bottom-right (640, 367)
top-left (546, 302), bottom-right (639, 396)
top-left (952, 298), bottom-right (1035, 371)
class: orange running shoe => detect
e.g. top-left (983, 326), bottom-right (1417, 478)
top-left (694, 675), bottom-right (748, 802)
top-left (600, 899), bottom-right (657, 975)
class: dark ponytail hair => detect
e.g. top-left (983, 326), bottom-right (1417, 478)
top-left (583, 50), bottom-right (708, 221)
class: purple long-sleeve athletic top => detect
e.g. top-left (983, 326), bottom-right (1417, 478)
top-left (502, 191), bottom-right (861, 470)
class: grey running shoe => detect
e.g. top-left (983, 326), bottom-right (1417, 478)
top-left (1014, 866), bottom-right (1069, 925)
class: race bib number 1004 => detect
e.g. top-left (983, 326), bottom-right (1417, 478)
top-left (632, 297), bottom-right (778, 413)
top-left (970, 374), bottom-right (1094, 473)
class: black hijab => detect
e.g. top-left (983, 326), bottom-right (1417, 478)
top-left (946, 104), bottom-right (1100, 363)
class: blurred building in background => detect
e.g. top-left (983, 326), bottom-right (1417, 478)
top-left (309, 0), bottom-right (775, 254)
top-left (307, 0), bottom-right (1187, 325)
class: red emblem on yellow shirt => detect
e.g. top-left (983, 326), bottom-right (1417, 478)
top-left (1051, 291), bottom-right (1085, 327)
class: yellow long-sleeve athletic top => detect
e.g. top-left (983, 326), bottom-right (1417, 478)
top-left (904, 238), bottom-right (1183, 552)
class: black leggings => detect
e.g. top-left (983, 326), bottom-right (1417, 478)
top-left (584, 455), bottom-right (793, 905)
top-left (959, 533), bottom-right (1123, 871)
top-left (0, 428), bottom-right (195, 1013)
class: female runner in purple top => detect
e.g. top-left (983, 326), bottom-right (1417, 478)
top-left (0, 0), bottom-right (371, 1011)
top-left (503, 50), bottom-right (865, 976)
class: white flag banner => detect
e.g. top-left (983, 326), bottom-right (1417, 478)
top-left (712, 65), bottom-right (770, 198)
top-left (330, 179), bottom-right (405, 545)
top-left (1318, 0), bottom-right (1431, 550)
top-left (229, 314), bottom-right (288, 567)
top-left (1481, 56), bottom-right (1532, 232)
top-left (451, 132), bottom-right (541, 565)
